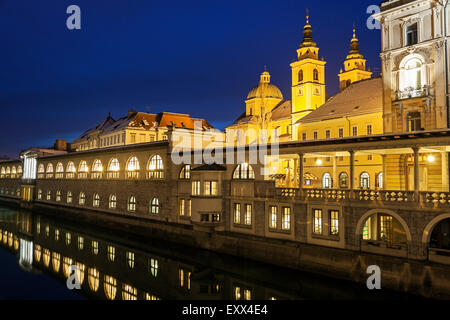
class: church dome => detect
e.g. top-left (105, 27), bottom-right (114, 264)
top-left (246, 70), bottom-right (283, 100)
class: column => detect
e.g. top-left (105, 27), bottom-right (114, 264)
top-left (349, 151), bottom-right (355, 191)
top-left (382, 154), bottom-right (387, 190)
top-left (332, 156), bottom-right (338, 189)
top-left (293, 157), bottom-right (299, 188)
top-left (413, 147), bottom-right (420, 193)
top-left (298, 153), bottom-right (304, 191)
top-left (442, 151), bottom-right (449, 192)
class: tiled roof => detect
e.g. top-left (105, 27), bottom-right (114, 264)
top-left (296, 77), bottom-right (383, 124)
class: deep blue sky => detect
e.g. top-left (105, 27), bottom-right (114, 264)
top-left (0, 0), bottom-right (381, 157)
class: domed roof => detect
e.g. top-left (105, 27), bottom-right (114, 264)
top-left (246, 69), bottom-right (283, 100)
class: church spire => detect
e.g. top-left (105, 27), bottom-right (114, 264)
top-left (300, 9), bottom-right (316, 48)
top-left (349, 25), bottom-right (361, 56)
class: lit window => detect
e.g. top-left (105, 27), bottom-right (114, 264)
top-left (107, 245), bottom-right (115, 262)
top-left (56, 190), bottom-right (61, 202)
top-left (150, 198), bottom-right (159, 214)
top-left (55, 163), bottom-right (64, 179)
top-left (91, 160), bottom-right (103, 179)
top-left (127, 156), bottom-right (140, 179)
top-left (104, 275), bottom-right (117, 300)
top-left (66, 232), bottom-right (71, 245)
top-left (313, 209), bottom-right (322, 234)
top-left (360, 172), bottom-right (370, 189)
top-left (179, 199), bottom-right (185, 216)
top-left (234, 203), bottom-right (241, 224)
top-left (126, 251), bottom-right (135, 269)
top-left (46, 190), bottom-right (51, 201)
top-left (339, 172), bottom-right (348, 188)
top-left (330, 210), bottom-right (339, 236)
top-left (37, 164), bottom-right (45, 178)
top-left (204, 181), bottom-right (218, 196)
top-left (179, 165), bottom-right (191, 179)
top-left (149, 258), bottom-right (158, 277)
top-left (376, 172), bottom-right (383, 189)
top-left (92, 241), bottom-right (99, 255)
top-left (282, 207), bottom-right (291, 231)
top-left (93, 193), bottom-right (100, 207)
top-left (52, 252), bottom-right (61, 272)
top-left (88, 268), bottom-right (100, 292)
top-left (78, 236), bottom-right (84, 250)
top-left (79, 192), bottom-right (86, 205)
top-left (192, 181), bottom-right (201, 195)
top-left (187, 199), bottom-right (191, 217)
top-left (322, 173), bottom-right (332, 189)
top-left (78, 161), bottom-right (88, 179)
top-left (232, 163), bottom-right (255, 180)
top-left (245, 204), bottom-right (252, 225)
top-left (179, 268), bottom-right (191, 290)
top-left (66, 162), bottom-right (76, 179)
top-left (46, 163), bottom-right (54, 178)
top-left (122, 283), bottom-right (137, 300)
top-left (67, 191), bottom-right (72, 204)
top-left (128, 196), bottom-right (136, 212)
top-left (55, 229), bottom-right (60, 241)
top-left (107, 158), bottom-right (120, 179)
top-left (109, 194), bottom-right (117, 209)
top-left (148, 155), bottom-right (164, 179)
top-left (269, 206), bottom-right (277, 229)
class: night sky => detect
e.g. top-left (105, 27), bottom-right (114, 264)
top-left (0, 0), bottom-right (381, 157)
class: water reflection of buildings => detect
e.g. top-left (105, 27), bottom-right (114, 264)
top-left (0, 207), bottom-right (410, 300)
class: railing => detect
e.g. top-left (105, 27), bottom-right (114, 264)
top-left (274, 187), bottom-right (450, 205)
top-left (395, 85), bottom-right (430, 100)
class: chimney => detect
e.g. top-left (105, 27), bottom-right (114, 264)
top-left (54, 139), bottom-right (67, 151)
top-left (128, 109), bottom-right (136, 117)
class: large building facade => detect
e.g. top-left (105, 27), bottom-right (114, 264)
top-left (1, 0), bottom-right (450, 298)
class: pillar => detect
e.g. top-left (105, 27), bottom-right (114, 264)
top-left (349, 151), bottom-right (355, 190)
top-left (382, 154), bottom-right (387, 190)
top-left (442, 151), bottom-right (449, 192)
top-left (413, 147), bottom-right (420, 193)
top-left (298, 153), bottom-right (304, 190)
top-left (333, 156), bottom-right (338, 189)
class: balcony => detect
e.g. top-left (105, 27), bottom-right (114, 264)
top-left (395, 85), bottom-right (430, 101)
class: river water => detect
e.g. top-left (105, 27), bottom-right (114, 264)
top-left (0, 205), bottom-right (422, 300)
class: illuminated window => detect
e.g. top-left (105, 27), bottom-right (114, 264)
top-left (79, 192), bottom-right (86, 205)
top-left (67, 191), bottom-right (73, 204)
top-left (88, 268), bottom-right (100, 292)
top-left (128, 196), bottom-right (136, 212)
top-left (55, 229), bottom-right (60, 241)
top-left (122, 283), bottom-right (138, 300)
top-left (192, 181), bottom-right (201, 195)
top-left (179, 165), bottom-right (191, 179)
top-left (204, 181), bottom-right (218, 196)
top-left (148, 155), bottom-right (164, 179)
top-left (232, 163), bottom-right (255, 180)
top-left (46, 164), bottom-right (54, 178)
top-left (43, 248), bottom-right (50, 267)
top-left (269, 206), bottom-right (277, 229)
top-left (127, 156), bottom-right (140, 179)
top-left (93, 193), bottom-right (100, 207)
top-left (92, 241), bottom-right (99, 255)
top-left (376, 172), bottom-right (383, 189)
top-left (52, 252), bottom-right (61, 272)
top-left (66, 232), bottom-right (71, 245)
top-left (145, 293), bottom-right (160, 300)
top-left (379, 215), bottom-right (393, 243)
top-left (75, 263), bottom-right (85, 285)
top-left (66, 162), bottom-right (76, 179)
top-left (149, 258), bottom-right (158, 277)
top-left (339, 172), bottom-right (348, 188)
top-left (330, 210), bottom-right (339, 235)
top-left (56, 190), bottom-right (61, 202)
top-left (245, 204), bottom-right (252, 225)
top-left (179, 199), bottom-right (185, 216)
top-left (78, 236), bottom-right (84, 250)
top-left (78, 161), bottom-right (88, 179)
top-left (150, 198), bottom-right (159, 215)
top-left (107, 245), bottom-right (115, 262)
top-left (322, 173), bottom-right (332, 189)
top-left (109, 194), bottom-right (117, 209)
top-left (104, 275), bottom-right (117, 300)
top-left (63, 257), bottom-right (73, 278)
top-left (187, 199), bottom-right (191, 217)
top-left (407, 112), bottom-right (421, 132)
top-left (282, 207), bottom-right (291, 230)
top-left (126, 251), bottom-right (135, 269)
top-left (91, 160), bottom-right (103, 179)
top-left (313, 209), bottom-right (322, 234)
top-left (234, 203), bottom-right (241, 224)
top-left (179, 268), bottom-right (191, 290)
top-left (55, 163), bottom-right (64, 179)
top-left (360, 172), bottom-right (370, 189)
top-left (46, 190), bottom-right (51, 201)
top-left (107, 158), bottom-right (120, 179)
top-left (34, 244), bottom-right (42, 262)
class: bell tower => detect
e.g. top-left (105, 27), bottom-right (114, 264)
top-left (290, 12), bottom-right (326, 139)
top-left (338, 26), bottom-right (372, 91)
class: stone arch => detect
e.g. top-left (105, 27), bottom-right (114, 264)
top-left (421, 213), bottom-right (450, 244)
top-left (355, 208), bottom-right (412, 242)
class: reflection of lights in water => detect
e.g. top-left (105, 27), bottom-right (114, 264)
top-left (18, 239), bottom-right (33, 272)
